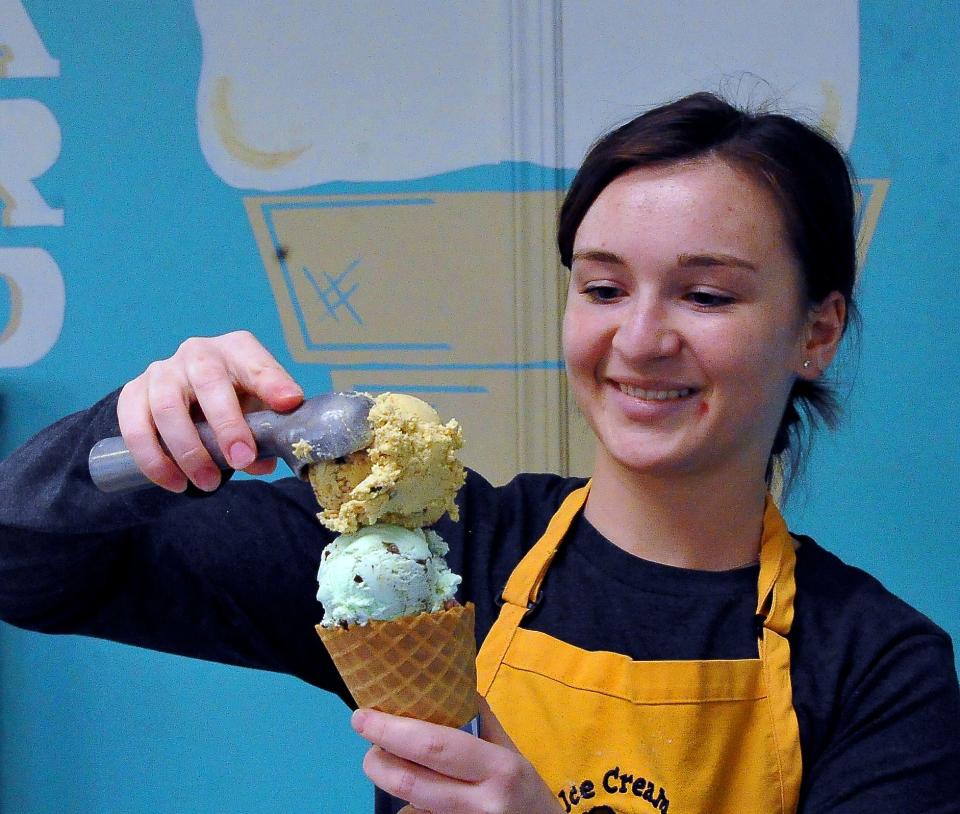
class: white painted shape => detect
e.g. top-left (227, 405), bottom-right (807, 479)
top-left (0, 0), bottom-right (60, 77)
top-left (194, 0), bottom-right (514, 190)
top-left (560, 0), bottom-right (860, 164)
top-left (0, 248), bottom-right (65, 368)
top-left (192, 0), bottom-right (859, 190)
top-left (0, 99), bottom-right (64, 226)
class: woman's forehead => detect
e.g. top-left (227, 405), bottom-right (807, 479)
top-left (574, 159), bottom-right (791, 263)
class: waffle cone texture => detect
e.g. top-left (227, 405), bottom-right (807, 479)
top-left (316, 602), bottom-right (478, 728)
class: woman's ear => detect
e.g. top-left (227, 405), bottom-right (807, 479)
top-left (798, 291), bottom-right (846, 379)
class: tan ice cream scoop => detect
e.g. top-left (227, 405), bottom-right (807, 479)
top-left (309, 393), bottom-right (465, 533)
top-left (88, 392), bottom-right (374, 493)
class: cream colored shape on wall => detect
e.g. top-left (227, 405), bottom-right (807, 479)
top-left (245, 190), bottom-right (567, 483)
top-left (194, 0), bottom-right (858, 189)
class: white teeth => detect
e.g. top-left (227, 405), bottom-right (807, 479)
top-left (618, 384), bottom-right (693, 400)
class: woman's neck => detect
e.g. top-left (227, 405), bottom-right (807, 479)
top-left (583, 453), bottom-right (769, 571)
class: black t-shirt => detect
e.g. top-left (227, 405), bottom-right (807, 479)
top-left (0, 393), bottom-right (958, 814)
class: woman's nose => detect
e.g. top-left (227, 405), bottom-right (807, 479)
top-left (611, 300), bottom-right (682, 361)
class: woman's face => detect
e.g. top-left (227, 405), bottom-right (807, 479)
top-left (563, 158), bottom-right (816, 482)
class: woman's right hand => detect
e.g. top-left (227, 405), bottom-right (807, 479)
top-left (116, 331), bottom-right (304, 493)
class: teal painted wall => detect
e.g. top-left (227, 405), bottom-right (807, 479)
top-left (1, 2), bottom-right (957, 812)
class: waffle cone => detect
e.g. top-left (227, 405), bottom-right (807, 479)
top-left (316, 602), bottom-right (478, 728)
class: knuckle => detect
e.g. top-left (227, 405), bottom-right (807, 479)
top-left (227, 329), bottom-right (255, 343)
top-left (417, 733), bottom-right (447, 762)
top-left (176, 336), bottom-right (203, 356)
top-left (488, 762), bottom-right (525, 804)
top-left (177, 443), bottom-right (210, 466)
top-left (143, 360), bottom-right (167, 380)
top-left (134, 450), bottom-right (175, 482)
top-left (152, 392), bottom-right (186, 418)
top-left (184, 357), bottom-right (225, 392)
top-left (392, 767), bottom-right (420, 803)
top-left (221, 330), bottom-right (260, 358)
top-left (122, 425), bottom-right (156, 450)
top-left (209, 415), bottom-right (248, 438)
top-left (247, 359), bottom-right (282, 382)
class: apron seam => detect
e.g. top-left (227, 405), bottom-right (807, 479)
top-left (499, 661), bottom-right (768, 704)
top-left (761, 632), bottom-right (789, 814)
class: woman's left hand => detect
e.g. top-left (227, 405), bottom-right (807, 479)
top-left (351, 697), bottom-right (562, 814)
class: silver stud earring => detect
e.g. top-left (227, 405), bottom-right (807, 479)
top-left (802, 360), bottom-right (812, 369)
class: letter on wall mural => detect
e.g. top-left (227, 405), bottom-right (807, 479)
top-left (0, 3), bottom-right (65, 368)
top-left (0, 0), bottom-right (60, 78)
top-left (0, 99), bottom-right (63, 227)
top-left (0, 249), bottom-right (66, 367)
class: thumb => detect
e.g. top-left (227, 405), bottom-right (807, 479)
top-left (478, 695), bottom-right (520, 753)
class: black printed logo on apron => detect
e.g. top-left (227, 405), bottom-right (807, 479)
top-left (557, 765), bottom-right (670, 812)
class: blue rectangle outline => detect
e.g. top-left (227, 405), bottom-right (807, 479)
top-left (329, 360), bottom-right (566, 371)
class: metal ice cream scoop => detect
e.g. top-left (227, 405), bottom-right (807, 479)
top-left (88, 391), bottom-right (374, 493)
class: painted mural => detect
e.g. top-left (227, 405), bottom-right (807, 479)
top-left (0, 2), bottom-right (956, 813)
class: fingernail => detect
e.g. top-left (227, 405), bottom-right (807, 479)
top-left (351, 709), bottom-right (368, 733)
top-left (195, 467), bottom-right (221, 492)
top-left (229, 442), bottom-right (256, 469)
top-left (279, 385), bottom-right (304, 399)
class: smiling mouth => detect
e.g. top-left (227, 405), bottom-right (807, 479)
top-left (617, 383), bottom-right (698, 401)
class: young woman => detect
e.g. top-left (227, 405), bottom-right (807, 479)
top-left (0, 94), bottom-right (957, 814)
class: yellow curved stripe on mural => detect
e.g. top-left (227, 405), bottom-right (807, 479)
top-left (0, 44), bottom-right (13, 78)
top-left (0, 273), bottom-right (24, 344)
top-left (818, 80), bottom-right (841, 140)
top-left (0, 184), bottom-right (17, 227)
top-left (856, 179), bottom-right (890, 273)
top-left (212, 75), bottom-right (308, 170)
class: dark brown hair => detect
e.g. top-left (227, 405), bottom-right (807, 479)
top-left (558, 92), bottom-right (857, 483)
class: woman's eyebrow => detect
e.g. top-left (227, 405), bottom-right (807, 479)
top-left (676, 252), bottom-right (757, 271)
top-left (570, 249), bottom-right (625, 265)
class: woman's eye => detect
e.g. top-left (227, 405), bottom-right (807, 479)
top-left (584, 285), bottom-right (624, 302)
top-left (687, 290), bottom-right (734, 307)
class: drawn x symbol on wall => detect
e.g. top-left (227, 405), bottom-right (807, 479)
top-left (304, 258), bottom-right (363, 325)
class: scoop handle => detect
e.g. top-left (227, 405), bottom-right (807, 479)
top-left (88, 410), bottom-right (280, 493)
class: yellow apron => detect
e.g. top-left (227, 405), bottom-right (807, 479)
top-left (476, 484), bottom-right (802, 814)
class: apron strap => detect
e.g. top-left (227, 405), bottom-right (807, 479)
top-left (476, 483), bottom-right (590, 697)
top-left (754, 495), bottom-right (796, 636)
top-left (754, 496), bottom-right (802, 807)
top-left (500, 483), bottom-right (591, 608)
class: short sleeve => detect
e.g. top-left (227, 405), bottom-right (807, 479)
top-left (798, 629), bottom-right (960, 813)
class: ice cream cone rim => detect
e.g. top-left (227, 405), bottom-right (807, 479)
top-left (316, 599), bottom-right (470, 634)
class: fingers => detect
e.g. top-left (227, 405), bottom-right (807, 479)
top-left (117, 332), bottom-right (300, 492)
top-left (354, 707), bottom-right (562, 814)
top-left (118, 375), bottom-right (189, 492)
top-left (352, 709), bottom-right (486, 783)
top-left (180, 339), bottom-right (258, 472)
top-left (363, 745), bottom-right (460, 813)
top-left (222, 330), bottom-right (303, 412)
